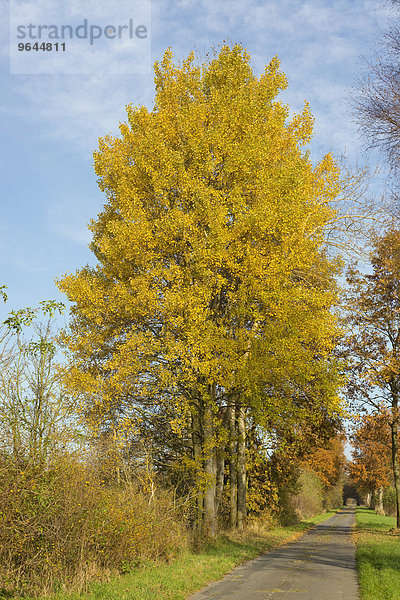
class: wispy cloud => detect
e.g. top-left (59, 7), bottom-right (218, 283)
top-left (10, 0), bottom-right (151, 75)
top-left (3, 0), bottom-right (390, 161)
top-left (7, 72), bottom-right (154, 156)
top-left (0, 0), bottom-right (391, 306)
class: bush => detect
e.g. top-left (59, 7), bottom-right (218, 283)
top-left (289, 468), bottom-right (324, 520)
top-left (277, 485), bottom-right (298, 526)
top-left (0, 455), bottom-right (187, 597)
top-left (383, 486), bottom-right (397, 517)
top-left (323, 480), bottom-right (344, 510)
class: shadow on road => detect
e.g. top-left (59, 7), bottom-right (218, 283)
top-left (189, 508), bottom-right (359, 600)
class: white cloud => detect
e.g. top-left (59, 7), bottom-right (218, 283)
top-left (3, 0), bottom-right (392, 162)
top-left (0, 0), bottom-right (392, 300)
top-left (9, 72), bottom-right (153, 153)
top-left (10, 0), bottom-right (151, 75)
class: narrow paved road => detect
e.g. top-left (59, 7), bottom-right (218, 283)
top-left (188, 508), bottom-right (359, 600)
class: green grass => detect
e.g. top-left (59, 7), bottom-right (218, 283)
top-left (26, 511), bottom-right (337, 600)
top-left (356, 507), bottom-right (400, 600)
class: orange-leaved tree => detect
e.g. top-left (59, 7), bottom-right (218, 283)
top-left (350, 411), bottom-right (393, 510)
top-left (301, 433), bottom-right (346, 489)
top-left (345, 229), bottom-right (400, 526)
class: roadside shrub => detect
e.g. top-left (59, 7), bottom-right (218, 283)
top-left (323, 480), bottom-right (344, 510)
top-left (383, 486), bottom-right (397, 517)
top-left (290, 468), bottom-right (324, 520)
top-left (0, 454), bottom-right (187, 597)
top-left (277, 485), bottom-right (299, 525)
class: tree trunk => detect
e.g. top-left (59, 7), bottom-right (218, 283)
top-left (228, 403), bottom-right (237, 528)
top-left (237, 404), bottom-right (246, 530)
top-left (391, 409), bottom-right (400, 527)
top-left (203, 398), bottom-right (217, 536)
top-left (113, 427), bottom-right (121, 486)
top-left (376, 487), bottom-right (385, 515)
top-left (215, 451), bottom-right (225, 517)
top-left (192, 407), bottom-right (204, 531)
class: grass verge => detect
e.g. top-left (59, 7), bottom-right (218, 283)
top-left (356, 507), bottom-right (400, 600)
top-left (25, 510), bottom-right (337, 600)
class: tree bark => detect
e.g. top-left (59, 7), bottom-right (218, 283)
top-left (391, 402), bottom-right (400, 527)
top-left (374, 486), bottom-right (385, 515)
top-left (215, 451), bottom-right (225, 517)
top-left (237, 403), bottom-right (246, 530)
top-left (203, 394), bottom-right (217, 536)
top-left (228, 403), bottom-right (237, 528)
top-left (192, 406), bottom-right (204, 531)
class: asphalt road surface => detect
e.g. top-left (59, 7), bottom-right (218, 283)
top-left (188, 508), bottom-right (359, 600)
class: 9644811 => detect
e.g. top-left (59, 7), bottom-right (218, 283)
top-left (18, 42), bottom-right (66, 51)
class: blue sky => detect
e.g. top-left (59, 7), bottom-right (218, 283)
top-left (0, 0), bottom-right (391, 322)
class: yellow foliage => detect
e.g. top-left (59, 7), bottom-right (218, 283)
top-left (57, 45), bottom-right (344, 440)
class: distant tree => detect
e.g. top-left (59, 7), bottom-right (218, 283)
top-left (245, 399), bottom-right (343, 521)
top-left (301, 433), bottom-right (346, 490)
top-left (345, 229), bottom-right (400, 527)
top-left (350, 411), bottom-right (393, 511)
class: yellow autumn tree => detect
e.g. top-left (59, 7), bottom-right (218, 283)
top-left (58, 44), bottom-right (345, 535)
